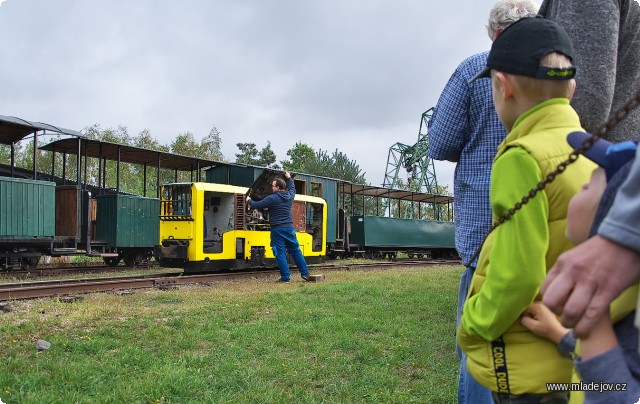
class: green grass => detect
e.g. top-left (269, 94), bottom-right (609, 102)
top-left (0, 265), bottom-right (462, 403)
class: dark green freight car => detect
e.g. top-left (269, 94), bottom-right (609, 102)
top-left (0, 176), bottom-right (56, 238)
top-left (95, 194), bottom-right (160, 266)
top-left (349, 215), bottom-right (457, 259)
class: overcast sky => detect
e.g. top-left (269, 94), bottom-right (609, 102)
top-left (0, 0), bottom-right (508, 191)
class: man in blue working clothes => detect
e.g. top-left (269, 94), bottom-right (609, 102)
top-left (246, 171), bottom-right (311, 283)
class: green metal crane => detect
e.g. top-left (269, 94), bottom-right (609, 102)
top-left (383, 107), bottom-right (439, 194)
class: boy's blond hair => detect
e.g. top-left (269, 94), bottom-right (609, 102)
top-left (511, 52), bottom-right (575, 101)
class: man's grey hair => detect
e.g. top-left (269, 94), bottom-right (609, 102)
top-left (486, 0), bottom-right (540, 40)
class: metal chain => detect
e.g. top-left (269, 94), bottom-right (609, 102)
top-left (464, 88), bottom-right (640, 267)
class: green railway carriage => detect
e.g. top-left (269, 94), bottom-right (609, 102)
top-left (94, 194), bottom-right (160, 266)
top-left (0, 176), bottom-right (56, 238)
top-left (350, 215), bottom-right (457, 259)
top-left (0, 177), bottom-right (56, 269)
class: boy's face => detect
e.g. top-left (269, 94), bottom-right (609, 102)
top-left (566, 168), bottom-right (607, 245)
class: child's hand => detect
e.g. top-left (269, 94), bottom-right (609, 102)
top-left (521, 301), bottom-right (570, 344)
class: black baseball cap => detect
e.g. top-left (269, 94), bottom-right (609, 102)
top-left (468, 16), bottom-right (576, 84)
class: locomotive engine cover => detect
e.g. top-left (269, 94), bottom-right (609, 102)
top-left (246, 168), bottom-right (285, 201)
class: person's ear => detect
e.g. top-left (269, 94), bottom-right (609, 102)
top-left (494, 71), bottom-right (514, 102)
top-left (567, 79), bottom-right (577, 101)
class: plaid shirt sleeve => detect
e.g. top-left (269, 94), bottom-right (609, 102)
top-left (427, 52), bottom-right (508, 264)
top-left (428, 61), bottom-right (473, 162)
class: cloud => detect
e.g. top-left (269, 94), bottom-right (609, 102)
top-left (0, 0), bottom-right (500, 193)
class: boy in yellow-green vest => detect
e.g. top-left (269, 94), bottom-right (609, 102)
top-left (457, 17), bottom-right (597, 403)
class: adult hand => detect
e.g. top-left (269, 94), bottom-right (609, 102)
top-left (541, 235), bottom-right (640, 338)
top-left (284, 171), bottom-right (291, 179)
top-left (246, 196), bottom-right (251, 203)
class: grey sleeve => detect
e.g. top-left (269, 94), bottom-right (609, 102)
top-left (540, 0), bottom-right (620, 136)
top-left (558, 330), bottom-right (576, 358)
top-left (599, 148), bottom-right (640, 252)
top-left (575, 346), bottom-right (640, 403)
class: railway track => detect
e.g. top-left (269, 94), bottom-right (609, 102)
top-left (0, 259), bottom-right (461, 301)
top-left (0, 264), bottom-right (147, 279)
top-left (0, 258), bottom-right (457, 280)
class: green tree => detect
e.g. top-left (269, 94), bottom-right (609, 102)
top-left (3, 133), bottom-right (77, 185)
top-left (235, 141), bottom-right (279, 168)
top-left (281, 142), bottom-right (315, 171)
top-left (169, 132), bottom-right (202, 182)
top-left (133, 129), bottom-right (168, 152)
top-left (258, 141), bottom-right (279, 168)
top-left (304, 149), bottom-right (366, 184)
top-left (88, 125), bottom-right (140, 193)
top-left (235, 142), bottom-right (259, 165)
top-left (201, 126), bottom-right (225, 162)
top-left (31, 134), bottom-right (65, 181)
top-left (0, 144), bottom-right (11, 166)
top-left (9, 139), bottom-right (27, 171)
top-left (171, 132), bottom-right (199, 157)
top-left (131, 129), bottom-right (170, 195)
top-left (86, 124), bottom-right (131, 145)
top-left (4, 121), bottom-right (227, 197)
top-left (293, 148), bottom-right (372, 216)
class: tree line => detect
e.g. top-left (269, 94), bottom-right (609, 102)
top-left (0, 123), bottom-right (450, 220)
top-left (0, 124), bottom-right (366, 189)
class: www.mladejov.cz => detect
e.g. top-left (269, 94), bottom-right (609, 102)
top-left (546, 382), bottom-right (628, 393)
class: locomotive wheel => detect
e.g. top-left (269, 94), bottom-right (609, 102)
top-left (103, 256), bottom-right (122, 266)
top-left (21, 256), bottom-right (40, 270)
top-left (124, 256), bottom-right (136, 267)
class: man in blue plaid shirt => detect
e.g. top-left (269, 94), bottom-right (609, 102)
top-left (427, 1), bottom-right (539, 403)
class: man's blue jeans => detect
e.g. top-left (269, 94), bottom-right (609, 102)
top-left (270, 226), bottom-right (310, 281)
top-left (457, 265), bottom-right (493, 404)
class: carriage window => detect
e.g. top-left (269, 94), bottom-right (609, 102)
top-left (310, 182), bottom-right (322, 197)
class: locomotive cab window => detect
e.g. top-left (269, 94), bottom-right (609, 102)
top-left (160, 184), bottom-right (192, 220)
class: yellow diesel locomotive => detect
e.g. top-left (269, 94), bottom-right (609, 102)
top-left (154, 179), bottom-right (327, 272)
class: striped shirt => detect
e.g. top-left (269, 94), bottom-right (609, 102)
top-left (428, 51), bottom-right (507, 265)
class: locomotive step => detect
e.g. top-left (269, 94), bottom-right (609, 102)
top-left (51, 248), bottom-right (80, 253)
top-left (87, 253), bottom-right (119, 258)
